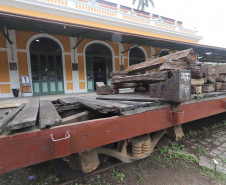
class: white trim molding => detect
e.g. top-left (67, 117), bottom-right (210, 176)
top-left (83, 40), bottom-right (115, 92)
top-left (0, 0), bottom-right (203, 43)
top-left (26, 33), bottom-right (67, 95)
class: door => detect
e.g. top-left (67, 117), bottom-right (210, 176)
top-left (86, 56), bottom-right (112, 92)
top-left (31, 52), bottom-right (64, 95)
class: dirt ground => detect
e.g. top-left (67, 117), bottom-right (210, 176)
top-left (0, 113), bottom-right (225, 185)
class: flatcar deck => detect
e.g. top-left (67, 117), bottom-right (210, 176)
top-left (0, 91), bottom-right (225, 174)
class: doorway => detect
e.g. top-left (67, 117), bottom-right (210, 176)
top-left (30, 38), bottom-right (64, 95)
top-left (85, 43), bottom-right (112, 92)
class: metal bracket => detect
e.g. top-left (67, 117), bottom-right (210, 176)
top-left (0, 26), bottom-right (13, 45)
top-left (172, 111), bottom-right (184, 125)
top-left (149, 69), bottom-right (191, 102)
top-left (73, 37), bottom-right (84, 50)
top-left (50, 131), bottom-right (71, 158)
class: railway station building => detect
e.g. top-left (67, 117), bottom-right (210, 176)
top-left (0, 0), bottom-right (207, 98)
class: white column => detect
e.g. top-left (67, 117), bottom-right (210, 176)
top-left (70, 37), bottom-right (80, 93)
top-left (6, 30), bottom-right (20, 98)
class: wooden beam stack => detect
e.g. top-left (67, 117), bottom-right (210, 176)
top-left (197, 64), bottom-right (226, 93)
top-left (110, 48), bottom-right (201, 94)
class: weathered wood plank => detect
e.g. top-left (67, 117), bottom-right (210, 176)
top-left (0, 103), bottom-right (26, 134)
top-left (96, 94), bottom-right (164, 102)
top-left (191, 79), bottom-right (204, 86)
top-left (191, 86), bottom-right (202, 94)
top-left (221, 83), bottom-right (226, 90)
top-left (58, 97), bottom-right (81, 105)
top-left (207, 75), bottom-right (216, 83)
top-left (110, 71), bottom-right (169, 84)
top-left (56, 104), bottom-right (81, 112)
top-left (39, 100), bottom-right (62, 130)
top-left (217, 74), bottom-right (226, 82)
top-left (126, 48), bottom-right (194, 73)
top-left (202, 84), bottom-right (215, 93)
top-left (5, 100), bottom-right (39, 131)
top-left (111, 83), bottom-right (139, 89)
top-left (62, 111), bottom-right (91, 125)
top-left (214, 64), bottom-right (226, 74)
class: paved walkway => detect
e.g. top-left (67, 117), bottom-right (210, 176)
top-left (178, 125), bottom-right (226, 174)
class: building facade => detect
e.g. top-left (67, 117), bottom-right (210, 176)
top-left (0, 0), bottom-right (202, 98)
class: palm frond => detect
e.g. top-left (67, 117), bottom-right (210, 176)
top-left (148, 0), bottom-right (155, 8)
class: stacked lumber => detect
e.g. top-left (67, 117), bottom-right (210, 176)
top-left (110, 48), bottom-right (200, 94)
top-left (196, 64), bottom-right (226, 93)
top-left (215, 64), bottom-right (226, 90)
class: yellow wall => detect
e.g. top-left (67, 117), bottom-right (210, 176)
top-left (115, 58), bottom-right (120, 71)
top-left (78, 56), bottom-right (85, 81)
top-left (124, 58), bottom-right (128, 70)
top-left (0, 5), bottom-right (198, 44)
top-left (16, 30), bottom-right (37, 49)
top-left (0, 51), bottom-right (10, 82)
top-left (17, 52), bottom-right (29, 77)
top-left (79, 82), bottom-right (85, 89)
top-left (65, 55), bottom-right (72, 81)
top-left (53, 34), bottom-right (70, 52)
top-left (67, 82), bottom-right (73, 90)
top-left (0, 32), bottom-right (6, 48)
top-left (0, 84), bottom-right (11, 94)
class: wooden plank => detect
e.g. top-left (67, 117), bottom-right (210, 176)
top-left (62, 111), bottom-right (91, 125)
top-left (221, 83), bottom-right (226, 90)
top-left (191, 86), bottom-right (202, 94)
top-left (58, 97), bottom-right (80, 105)
top-left (202, 84), bottom-right (215, 93)
top-left (214, 64), bottom-right (226, 74)
top-left (5, 100), bottom-right (39, 131)
top-left (56, 104), bottom-right (81, 112)
top-left (0, 102), bottom-right (24, 109)
top-left (111, 83), bottom-right (139, 89)
top-left (191, 78), bottom-right (204, 86)
top-left (207, 75), bottom-right (216, 83)
top-left (217, 74), bottom-right (226, 82)
top-left (0, 103), bottom-right (26, 134)
top-left (39, 100), bottom-right (62, 130)
top-left (126, 48), bottom-right (194, 73)
top-left (96, 94), bottom-right (164, 102)
top-left (120, 104), bottom-right (170, 116)
top-left (110, 71), bottom-right (169, 84)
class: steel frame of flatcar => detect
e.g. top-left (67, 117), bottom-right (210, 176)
top-left (0, 96), bottom-right (225, 174)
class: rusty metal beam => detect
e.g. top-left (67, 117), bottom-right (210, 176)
top-left (149, 69), bottom-right (191, 102)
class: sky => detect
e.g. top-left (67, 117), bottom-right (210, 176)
top-left (107, 0), bottom-right (226, 48)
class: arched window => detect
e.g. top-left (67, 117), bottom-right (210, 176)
top-left (30, 37), bottom-right (64, 95)
top-left (129, 48), bottom-right (145, 65)
top-left (85, 43), bottom-right (113, 91)
top-left (30, 38), bottom-right (61, 53)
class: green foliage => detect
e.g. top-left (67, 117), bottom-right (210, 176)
top-left (193, 93), bottom-right (203, 101)
top-left (54, 178), bottom-right (59, 183)
top-left (132, 0), bottom-right (155, 11)
top-left (201, 166), bottom-right (226, 182)
top-left (112, 168), bottom-right (126, 183)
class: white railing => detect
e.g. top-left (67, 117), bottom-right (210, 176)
top-left (37, 0), bottom-right (197, 35)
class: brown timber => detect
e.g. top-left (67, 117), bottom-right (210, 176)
top-left (126, 48), bottom-right (194, 73)
top-left (110, 71), bottom-right (169, 84)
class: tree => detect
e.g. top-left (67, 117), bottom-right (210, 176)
top-left (132, 0), bottom-right (155, 11)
